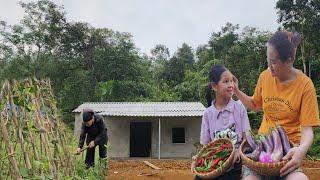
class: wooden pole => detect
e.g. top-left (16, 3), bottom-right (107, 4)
top-left (158, 118), bottom-right (161, 160)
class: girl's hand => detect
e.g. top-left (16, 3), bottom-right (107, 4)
top-left (191, 155), bottom-right (197, 173)
top-left (232, 149), bottom-right (241, 164)
top-left (280, 146), bottom-right (305, 177)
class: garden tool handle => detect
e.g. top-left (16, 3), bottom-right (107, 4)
top-left (75, 146), bottom-right (89, 155)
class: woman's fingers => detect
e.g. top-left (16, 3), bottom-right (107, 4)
top-left (282, 148), bottom-right (294, 161)
top-left (280, 159), bottom-right (298, 177)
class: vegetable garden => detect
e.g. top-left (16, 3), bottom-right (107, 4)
top-left (0, 78), bottom-right (106, 179)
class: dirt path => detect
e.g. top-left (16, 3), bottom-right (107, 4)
top-left (107, 159), bottom-right (320, 180)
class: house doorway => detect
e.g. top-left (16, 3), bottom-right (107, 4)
top-left (130, 122), bottom-right (151, 157)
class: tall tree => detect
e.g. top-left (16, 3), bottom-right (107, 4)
top-left (276, 0), bottom-right (320, 77)
top-left (226, 27), bottom-right (270, 95)
top-left (162, 43), bottom-right (195, 87)
top-left (19, 0), bottom-right (66, 57)
top-left (150, 44), bottom-right (170, 66)
top-left (208, 23), bottom-right (239, 62)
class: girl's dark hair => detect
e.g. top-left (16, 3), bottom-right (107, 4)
top-left (205, 84), bottom-right (213, 107)
top-left (267, 31), bottom-right (302, 62)
top-left (205, 65), bottom-right (228, 107)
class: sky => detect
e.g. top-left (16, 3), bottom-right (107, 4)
top-left (0, 0), bottom-right (280, 55)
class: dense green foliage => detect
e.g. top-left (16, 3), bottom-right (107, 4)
top-left (0, 0), bottom-right (319, 157)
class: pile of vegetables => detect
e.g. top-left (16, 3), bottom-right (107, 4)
top-left (194, 140), bottom-right (233, 173)
top-left (244, 126), bottom-right (291, 163)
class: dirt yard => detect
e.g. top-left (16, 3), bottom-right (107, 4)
top-left (107, 158), bottom-right (320, 180)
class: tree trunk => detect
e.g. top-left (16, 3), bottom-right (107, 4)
top-left (309, 50), bottom-right (315, 78)
top-left (301, 41), bottom-right (307, 74)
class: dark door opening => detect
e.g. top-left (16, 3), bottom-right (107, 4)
top-left (130, 122), bottom-right (151, 157)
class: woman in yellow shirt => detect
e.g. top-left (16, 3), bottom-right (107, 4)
top-left (234, 30), bottom-right (320, 180)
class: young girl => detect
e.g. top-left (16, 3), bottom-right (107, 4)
top-left (196, 65), bottom-right (250, 180)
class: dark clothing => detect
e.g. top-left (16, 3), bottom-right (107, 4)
top-left (78, 113), bottom-right (108, 148)
top-left (195, 160), bottom-right (242, 180)
top-left (78, 113), bottom-right (108, 167)
top-left (85, 143), bottom-right (107, 167)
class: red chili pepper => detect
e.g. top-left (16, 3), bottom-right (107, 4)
top-left (220, 143), bottom-right (232, 149)
top-left (196, 158), bottom-right (204, 167)
top-left (212, 157), bottom-right (222, 166)
top-left (209, 166), bottom-right (215, 172)
top-left (221, 143), bottom-right (230, 149)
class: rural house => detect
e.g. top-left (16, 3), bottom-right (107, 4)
top-left (73, 102), bottom-right (205, 158)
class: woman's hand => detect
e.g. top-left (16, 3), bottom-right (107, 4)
top-left (232, 75), bottom-right (239, 94)
top-left (279, 146), bottom-right (305, 177)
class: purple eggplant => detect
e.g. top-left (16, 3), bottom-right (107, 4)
top-left (246, 141), bottom-right (262, 161)
top-left (245, 130), bottom-right (256, 149)
top-left (271, 128), bottom-right (283, 162)
top-left (266, 133), bottom-right (274, 152)
top-left (260, 135), bottom-right (272, 154)
top-left (276, 125), bottom-right (291, 155)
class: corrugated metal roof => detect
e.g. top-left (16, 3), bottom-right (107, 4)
top-left (72, 102), bottom-right (205, 117)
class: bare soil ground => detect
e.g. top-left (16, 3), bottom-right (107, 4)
top-left (107, 158), bottom-right (320, 180)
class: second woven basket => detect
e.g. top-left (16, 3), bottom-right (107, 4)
top-left (240, 139), bottom-right (288, 176)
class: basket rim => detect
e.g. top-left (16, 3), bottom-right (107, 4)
top-left (192, 138), bottom-right (235, 177)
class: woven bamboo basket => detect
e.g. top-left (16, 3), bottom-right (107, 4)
top-left (191, 138), bottom-right (235, 179)
top-left (240, 139), bottom-right (288, 176)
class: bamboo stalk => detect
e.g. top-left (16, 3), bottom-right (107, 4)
top-left (8, 81), bottom-right (32, 170)
top-left (35, 81), bottom-right (57, 175)
top-left (0, 113), bottom-right (22, 179)
top-left (29, 131), bottom-right (40, 161)
top-left (27, 80), bottom-right (55, 174)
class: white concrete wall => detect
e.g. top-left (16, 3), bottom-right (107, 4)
top-left (74, 114), bottom-right (201, 158)
top-left (74, 113), bottom-right (82, 136)
top-left (105, 116), bottom-right (131, 157)
top-left (152, 117), bottom-right (201, 158)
